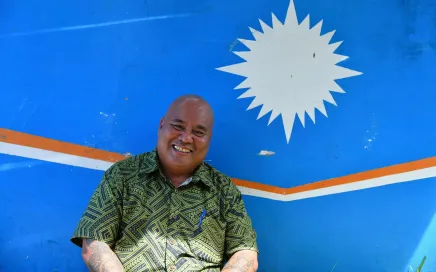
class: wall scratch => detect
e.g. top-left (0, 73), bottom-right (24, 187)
top-left (0, 13), bottom-right (192, 38)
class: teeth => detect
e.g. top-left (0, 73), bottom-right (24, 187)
top-left (174, 145), bottom-right (190, 153)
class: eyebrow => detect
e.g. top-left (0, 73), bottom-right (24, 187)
top-left (171, 119), bottom-right (208, 131)
top-left (172, 119), bottom-right (184, 123)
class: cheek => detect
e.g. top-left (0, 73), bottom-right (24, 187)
top-left (161, 130), bottom-right (178, 141)
top-left (195, 137), bottom-right (209, 149)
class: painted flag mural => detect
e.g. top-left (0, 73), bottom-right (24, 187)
top-left (0, 0), bottom-right (435, 271)
top-left (217, 0), bottom-right (362, 144)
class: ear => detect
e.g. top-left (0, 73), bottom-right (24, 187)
top-left (159, 117), bottom-right (165, 130)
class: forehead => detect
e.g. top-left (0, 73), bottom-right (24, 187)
top-left (167, 99), bottom-right (213, 127)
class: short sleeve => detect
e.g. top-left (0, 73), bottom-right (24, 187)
top-left (224, 180), bottom-right (259, 258)
top-left (70, 164), bottom-right (124, 248)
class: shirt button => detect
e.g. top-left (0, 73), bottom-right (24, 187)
top-left (169, 265), bottom-right (176, 271)
top-left (169, 239), bottom-right (175, 245)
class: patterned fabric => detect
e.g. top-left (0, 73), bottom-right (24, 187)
top-left (71, 149), bottom-right (258, 272)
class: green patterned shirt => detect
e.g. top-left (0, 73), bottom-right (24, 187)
top-left (71, 149), bottom-right (258, 272)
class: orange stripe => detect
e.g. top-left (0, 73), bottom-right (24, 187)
top-left (233, 155), bottom-right (436, 195)
top-left (232, 178), bottom-right (288, 195)
top-left (1, 128), bottom-right (435, 194)
top-left (282, 157), bottom-right (436, 194)
top-left (0, 128), bottom-right (125, 162)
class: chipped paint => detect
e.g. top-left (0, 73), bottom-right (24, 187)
top-left (259, 150), bottom-right (275, 156)
top-left (99, 112), bottom-right (116, 117)
top-left (123, 152), bottom-right (133, 157)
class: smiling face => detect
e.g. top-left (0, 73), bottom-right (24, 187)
top-left (157, 96), bottom-right (214, 180)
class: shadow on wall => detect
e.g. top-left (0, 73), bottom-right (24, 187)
top-left (406, 211), bottom-right (436, 272)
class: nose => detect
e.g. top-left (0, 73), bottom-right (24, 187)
top-left (179, 130), bottom-right (194, 144)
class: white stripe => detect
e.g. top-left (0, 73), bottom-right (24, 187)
top-left (238, 167), bottom-right (436, 201)
top-left (237, 187), bottom-right (288, 201)
top-left (0, 142), bottom-right (113, 171)
top-left (1, 142), bottom-right (435, 201)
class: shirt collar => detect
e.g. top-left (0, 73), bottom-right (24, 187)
top-left (139, 148), bottom-right (213, 188)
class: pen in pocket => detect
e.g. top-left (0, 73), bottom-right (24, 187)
top-left (198, 208), bottom-right (206, 227)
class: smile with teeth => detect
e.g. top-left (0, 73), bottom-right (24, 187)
top-left (173, 145), bottom-right (192, 153)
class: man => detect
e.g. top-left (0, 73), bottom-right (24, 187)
top-left (71, 94), bottom-right (259, 272)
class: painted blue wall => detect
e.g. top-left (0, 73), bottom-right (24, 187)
top-left (1, 0), bottom-right (435, 271)
top-left (1, 154), bottom-right (435, 271)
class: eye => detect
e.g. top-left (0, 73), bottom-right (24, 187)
top-left (193, 130), bottom-right (205, 137)
top-left (171, 124), bottom-right (184, 131)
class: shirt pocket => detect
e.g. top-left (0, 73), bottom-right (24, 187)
top-left (187, 206), bottom-right (226, 264)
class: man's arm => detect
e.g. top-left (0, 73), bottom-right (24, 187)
top-left (222, 250), bottom-right (258, 272)
top-left (70, 163), bottom-right (125, 271)
top-left (222, 177), bottom-right (259, 272)
top-left (82, 238), bottom-right (125, 272)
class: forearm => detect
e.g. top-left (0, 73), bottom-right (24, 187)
top-left (82, 238), bottom-right (125, 272)
top-left (222, 250), bottom-right (258, 272)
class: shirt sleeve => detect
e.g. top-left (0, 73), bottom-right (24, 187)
top-left (224, 179), bottom-right (259, 258)
top-left (70, 163), bottom-right (124, 248)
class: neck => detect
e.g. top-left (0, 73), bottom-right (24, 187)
top-left (168, 175), bottom-right (191, 187)
top-left (160, 166), bottom-right (194, 187)
top-left (155, 151), bottom-right (200, 187)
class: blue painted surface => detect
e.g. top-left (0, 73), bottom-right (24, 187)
top-left (1, 154), bottom-right (435, 271)
top-left (1, 0), bottom-right (435, 271)
top-left (408, 212), bottom-right (436, 271)
top-left (1, 0), bottom-right (435, 187)
top-left (0, 155), bottom-right (92, 271)
top-left (246, 177), bottom-right (436, 272)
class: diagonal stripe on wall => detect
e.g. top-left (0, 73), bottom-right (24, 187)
top-left (1, 128), bottom-right (435, 201)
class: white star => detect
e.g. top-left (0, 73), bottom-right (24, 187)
top-left (216, 0), bottom-right (362, 143)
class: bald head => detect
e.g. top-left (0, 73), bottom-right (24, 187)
top-left (157, 94), bottom-right (214, 184)
top-left (165, 94), bottom-right (214, 122)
